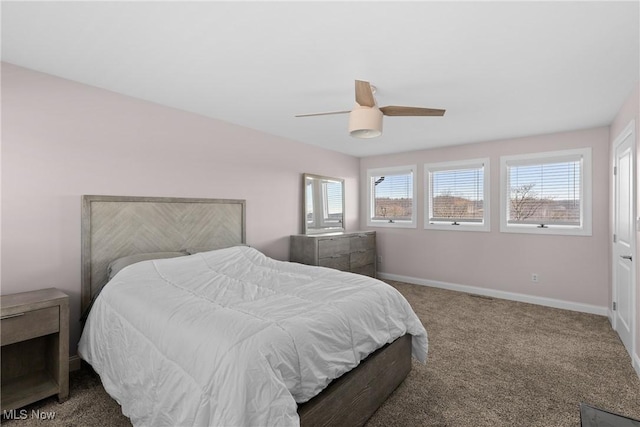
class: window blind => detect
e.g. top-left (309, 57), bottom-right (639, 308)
top-left (506, 156), bottom-right (582, 226)
top-left (429, 165), bottom-right (484, 224)
top-left (371, 171), bottom-right (413, 221)
top-left (323, 181), bottom-right (343, 223)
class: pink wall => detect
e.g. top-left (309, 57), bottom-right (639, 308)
top-left (360, 127), bottom-right (610, 309)
top-left (1, 63), bottom-right (360, 354)
top-left (3, 61), bottom-right (635, 368)
top-left (610, 81), bottom-right (640, 368)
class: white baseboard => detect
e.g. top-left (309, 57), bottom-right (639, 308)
top-left (378, 272), bottom-right (608, 316)
top-left (69, 355), bottom-right (82, 372)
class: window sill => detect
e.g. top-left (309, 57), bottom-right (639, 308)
top-left (500, 225), bottom-right (592, 236)
top-left (367, 221), bottom-right (416, 229)
top-left (425, 223), bottom-right (490, 232)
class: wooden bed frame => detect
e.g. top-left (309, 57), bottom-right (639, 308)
top-left (80, 195), bottom-right (412, 426)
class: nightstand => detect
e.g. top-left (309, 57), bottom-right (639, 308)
top-left (1, 288), bottom-right (69, 411)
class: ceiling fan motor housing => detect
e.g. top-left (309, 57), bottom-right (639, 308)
top-left (349, 106), bottom-right (383, 138)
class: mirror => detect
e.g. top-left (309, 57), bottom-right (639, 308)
top-left (303, 173), bottom-right (345, 234)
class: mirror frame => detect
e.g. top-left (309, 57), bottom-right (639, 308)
top-left (302, 173), bottom-right (345, 235)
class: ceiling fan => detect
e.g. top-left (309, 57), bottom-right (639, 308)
top-left (295, 80), bottom-right (445, 139)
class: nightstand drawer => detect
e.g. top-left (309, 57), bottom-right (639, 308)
top-left (1, 306), bottom-right (59, 346)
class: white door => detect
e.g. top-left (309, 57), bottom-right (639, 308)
top-left (613, 122), bottom-right (636, 358)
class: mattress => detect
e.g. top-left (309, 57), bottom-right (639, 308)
top-left (78, 245), bottom-right (428, 426)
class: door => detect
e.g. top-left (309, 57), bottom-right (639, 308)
top-left (613, 121), bottom-right (636, 358)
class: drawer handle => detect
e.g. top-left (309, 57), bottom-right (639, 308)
top-left (1, 313), bottom-right (25, 320)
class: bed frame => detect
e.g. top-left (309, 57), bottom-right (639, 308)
top-left (80, 195), bottom-right (411, 426)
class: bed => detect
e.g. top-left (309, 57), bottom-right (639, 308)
top-left (78, 195), bottom-right (428, 426)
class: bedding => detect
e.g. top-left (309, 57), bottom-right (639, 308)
top-left (78, 245), bottom-right (428, 427)
top-left (80, 251), bottom-right (189, 322)
top-left (107, 251), bottom-right (187, 280)
top-left (184, 244), bottom-right (248, 255)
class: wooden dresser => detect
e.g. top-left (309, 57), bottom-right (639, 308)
top-left (290, 231), bottom-right (377, 277)
top-left (1, 288), bottom-right (69, 411)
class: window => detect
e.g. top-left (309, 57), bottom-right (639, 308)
top-left (500, 148), bottom-right (592, 235)
top-left (321, 180), bottom-right (343, 226)
top-left (425, 158), bottom-right (490, 231)
top-left (367, 165), bottom-right (417, 228)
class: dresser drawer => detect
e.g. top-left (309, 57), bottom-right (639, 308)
top-left (350, 249), bottom-right (376, 269)
top-left (351, 264), bottom-right (376, 278)
top-left (1, 307), bottom-right (59, 346)
top-left (318, 238), bottom-right (351, 258)
top-left (319, 254), bottom-right (350, 271)
top-left (350, 234), bottom-right (375, 252)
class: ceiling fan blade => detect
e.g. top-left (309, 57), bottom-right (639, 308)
top-left (379, 106), bottom-right (446, 116)
top-left (355, 80), bottom-right (376, 107)
top-left (295, 110), bottom-right (351, 117)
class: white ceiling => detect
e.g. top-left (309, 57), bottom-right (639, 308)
top-left (2, 1), bottom-right (639, 157)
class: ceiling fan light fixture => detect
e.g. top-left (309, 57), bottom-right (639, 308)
top-left (348, 107), bottom-right (383, 139)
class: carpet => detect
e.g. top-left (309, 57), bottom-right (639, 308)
top-left (3, 281), bottom-right (639, 426)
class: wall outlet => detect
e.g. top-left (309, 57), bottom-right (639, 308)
top-left (377, 256), bottom-right (382, 264)
top-left (531, 273), bottom-right (539, 283)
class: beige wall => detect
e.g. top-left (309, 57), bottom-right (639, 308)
top-left (3, 61), bottom-right (637, 371)
top-left (0, 63), bottom-right (360, 353)
top-left (360, 127), bottom-right (610, 311)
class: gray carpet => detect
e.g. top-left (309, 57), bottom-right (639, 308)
top-left (3, 281), bottom-right (639, 426)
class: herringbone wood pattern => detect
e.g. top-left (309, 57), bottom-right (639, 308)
top-left (82, 197), bottom-right (245, 312)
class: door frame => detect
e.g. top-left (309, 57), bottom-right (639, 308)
top-left (611, 119), bottom-right (637, 372)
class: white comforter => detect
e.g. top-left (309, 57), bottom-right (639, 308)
top-left (78, 246), bottom-right (428, 427)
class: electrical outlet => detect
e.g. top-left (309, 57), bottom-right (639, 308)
top-left (377, 256), bottom-right (382, 264)
top-left (531, 273), bottom-right (539, 283)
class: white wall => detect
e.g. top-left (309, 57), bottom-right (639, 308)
top-left (360, 127), bottom-right (610, 312)
top-left (1, 63), bottom-right (360, 353)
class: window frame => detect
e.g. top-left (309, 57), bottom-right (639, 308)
top-left (500, 148), bottom-right (592, 236)
top-left (424, 158), bottom-right (491, 232)
top-left (366, 165), bottom-right (417, 228)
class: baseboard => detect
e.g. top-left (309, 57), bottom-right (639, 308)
top-left (69, 355), bottom-right (82, 372)
top-left (378, 272), bottom-right (608, 316)
top-left (634, 352), bottom-right (640, 379)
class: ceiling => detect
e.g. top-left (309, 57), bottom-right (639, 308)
top-left (2, 1), bottom-right (639, 157)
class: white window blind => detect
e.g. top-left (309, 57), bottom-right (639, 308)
top-left (367, 165), bottom-right (416, 227)
top-left (506, 155), bottom-right (582, 227)
top-left (372, 172), bottom-right (413, 221)
top-left (500, 148), bottom-right (592, 236)
top-left (429, 164), bottom-right (485, 224)
top-left (424, 159), bottom-right (490, 231)
top-left (322, 181), bottom-right (343, 224)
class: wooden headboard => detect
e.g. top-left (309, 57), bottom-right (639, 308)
top-left (81, 195), bottom-right (246, 314)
